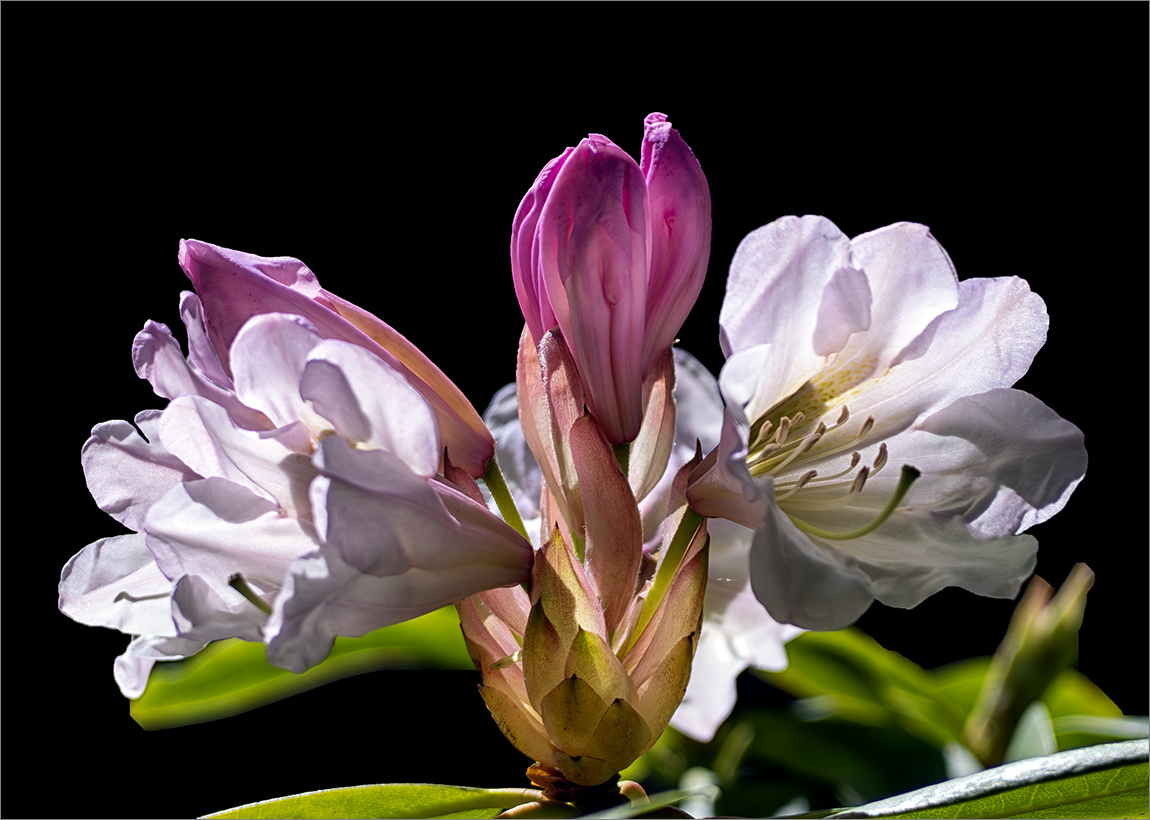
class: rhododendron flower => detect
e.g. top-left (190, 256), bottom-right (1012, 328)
top-left (178, 240), bottom-right (495, 477)
top-left (60, 277), bottom-right (533, 694)
top-left (511, 112), bottom-right (711, 444)
top-left (688, 216), bottom-right (1087, 630)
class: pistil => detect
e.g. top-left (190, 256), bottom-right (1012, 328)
top-left (227, 573), bottom-right (272, 615)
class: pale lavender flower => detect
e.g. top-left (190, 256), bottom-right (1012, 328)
top-left (60, 257), bottom-right (533, 694)
top-left (689, 216), bottom-right (1087, 630)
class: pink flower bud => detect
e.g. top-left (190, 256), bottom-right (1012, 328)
top-left (511, 114), bottom-right (711, 444)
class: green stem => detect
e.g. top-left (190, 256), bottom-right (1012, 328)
top-left (612, 442), bottom-right (630, 479)
top-left (572, 532), bottom-right (586, 564)
top-left (623, 507), bottom-right (703, 656)
top-left (483, 454), bottom-right (530, 542)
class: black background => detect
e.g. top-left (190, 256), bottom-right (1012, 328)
top-left (9, 6), bottom-right (1146, 818)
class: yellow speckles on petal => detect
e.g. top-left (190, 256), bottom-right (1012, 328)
top-left (747, 353), bottom-right (895, 510)
top-left (755, 354), bottom-right (884, 440)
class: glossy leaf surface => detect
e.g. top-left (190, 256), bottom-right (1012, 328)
top-left (132, 607), bottom-right (470, 729)
top-left (811, 739), bottom-right (1149, 819)
top-left (204, 784), bottom-right (543, 819)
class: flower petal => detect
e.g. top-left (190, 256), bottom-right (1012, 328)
top-left (157, 396), bottom-right (314, 516)
top-left (133, 319), bottom-right (268, 431)
top-left (670, 623), bottom-right (746, 741)
top-left (869, 388), bottom-right (1086, 536)
top-left (59, 533), bottom-right (176, 636)
top-left (686, 357), bottom-right (765, 530)
top-left (144, 476), bottom-right (317, 604)
top-left (849, 277), bottom-right (1050, 451)
top-left (640, 113), bottom-right (712, 375)
top-left (319, 289), bottom-right (497, 476)
top-left (179, 291), bottom-right (231, 389)
top-left (114, 634), bottom-right (207, 698)
top-left (748, 480), bottom-right (876, 630)
top-left (171, 573), bottom-right (267, 643)
top-left (512, 147), bottom-right (574, 344)
top-left (302, 339), bottom-right (441, 477)
top-left (833, 221), bottom-right (960, 376)
top-left (719, 216), bottom-right (854, 405)
top-left (180, 239), bottom-right (494, 476)
top-left (539, 136), bottom-right (648, 443)
top-left (671, 515), bottom-right (800, 741)
top-left (483, 380), bottom-right (544, 539)
top-left (229, 313), bottom-right (326, 429)
top-left (313, 434), bottom-right (532, 583)
top-left (827, 513), bottom-right (1039, 612)
top-left (82, 410), bottom-right (198, 532)
top-left (266, 529), bottom-right (528, 674)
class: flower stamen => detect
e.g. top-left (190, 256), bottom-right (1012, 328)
top-left (810, 451), bottom-right (862, 483)
top-left (789, 465), bottom-right (921, 541)
top-left (776, 470), bottom-right (818, 501)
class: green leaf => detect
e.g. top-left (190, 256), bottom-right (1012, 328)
top-left (581, 786), bottom-right (718, 819)
top-left (757, 628), bottom-right (966, 748)
top-left (132, 607), bottom-right (472, 729)
top-left (819, 738), bottom-right (1148, 819)
top-left (1041, 669), bottom-right (1124, 721)
top-left (739, 710), bottom-right (947, 804)
top-left (203, 783), bottom-right (543, 819)
top-left (934, 657), bottom-right (1129, 754)
top-left (1053, 716), bottom-right (1150, 753)
top-left (936, 658), bottom-right (1123, 725)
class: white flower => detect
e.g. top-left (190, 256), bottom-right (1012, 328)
top-left (688, 216), bottom-right (1087, 630)
top-left (60, 304), bottom-right (533, 693)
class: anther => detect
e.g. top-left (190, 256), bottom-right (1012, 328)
top-left (850, 465), bottom-right (870, 494)
top-left (797, 432), bottom-right (822, 455)
top-left (775, 416), bottom-right (791, 445)
top-left (776, 470), bottom-right (818, 501)
top-left (857, 415), bottom-right (875, 439)
top-left (836, 406), bottom-right (850, 426)
top-left (751, 419), bottom-right (774, 448)
top-left (748, 442), bottom-right (781, 466)
top-left (873, 443), bottom-right (888, 472)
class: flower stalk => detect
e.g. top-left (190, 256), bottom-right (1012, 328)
top-left (483, 454), bottom-right (530, 542)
